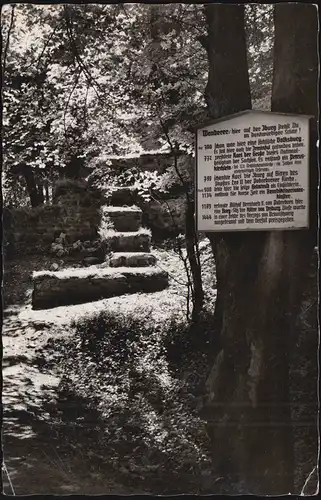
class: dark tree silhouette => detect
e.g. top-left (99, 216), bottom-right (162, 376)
top-left (201, 3), bottom-right (318, 494)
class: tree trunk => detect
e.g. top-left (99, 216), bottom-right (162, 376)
top-left (202, 4), bottom-right (251, 117)
top-left (37, 179), bottom-right (44, 205)
top-left (271, 4), bottom-right (319, 494)
top-left (185, 197), bottom-right (204, 322)
top-left (271, 3), bottom-right (319, 236)
top-left (44, 178), bottom-right (50, 204)
top-left (201, 4), bottom-right (318, 494)
top-left (22, 164), bottom-right (42, 208)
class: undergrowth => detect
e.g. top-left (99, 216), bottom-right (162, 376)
top-left (56, 308), bottom-right (220, 493)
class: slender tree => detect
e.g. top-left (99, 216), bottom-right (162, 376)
top-left (201, 3), bottom-right (318, 494)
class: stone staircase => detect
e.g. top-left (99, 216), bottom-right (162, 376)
top-left (32, 187), bottom-right (168, 310)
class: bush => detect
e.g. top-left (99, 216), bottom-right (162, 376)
top-left (163, 311), bottom-right (221, 387)
top-left (53, 178), bottom-right (103, 209)
top-left (53, 178), bottom-right (88, 198)
top-left (58, 309), bottom-right (214, 493)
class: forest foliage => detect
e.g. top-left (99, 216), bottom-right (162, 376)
top-left (1, 3), bottom-right (273, 207)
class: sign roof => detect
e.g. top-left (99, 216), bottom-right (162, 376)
top-left (194, 109), bottom-right (313, 132)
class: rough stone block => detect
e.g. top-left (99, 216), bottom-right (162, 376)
top-left (32, 266), bottom-right (168, 309)
top-left (103, 229), bottom-right (151, 253)
top-left (109, 252), bottom-right (156, 267)
top-left (102, 205), bottom-right (142, 232)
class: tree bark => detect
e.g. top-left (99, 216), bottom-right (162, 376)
top-left (201, 3), bottom-right (318, 494)
top-left (202, 4), bottom-right (251, 117)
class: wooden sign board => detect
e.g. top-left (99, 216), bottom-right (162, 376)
top-left (195, 110), bottom-right (310, 232)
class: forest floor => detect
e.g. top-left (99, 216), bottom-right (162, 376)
top-left (2, 241), bottom-right (218, 495)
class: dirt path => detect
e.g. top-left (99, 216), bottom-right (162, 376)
top-left (2, 288), bottom-right (187, 494)
top-left (2, 298), bottom-right (158, 495)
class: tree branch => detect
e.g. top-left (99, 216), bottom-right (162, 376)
top-left (36, 22), bottom-right (61, 70)
top-left (63, 68), bottom-right (83, 145)
top-left (2, 5), bottom-right (15, 84)
top-left (63, 6), bottom-right (107, 106)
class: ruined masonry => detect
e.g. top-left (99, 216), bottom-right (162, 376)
top-left (32, 186), bottom-right (168, 309)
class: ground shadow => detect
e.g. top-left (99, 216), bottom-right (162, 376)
top-left (2, 312), bottom-right (146, 495)
top-left (3, 358), bottom-right (147, 495)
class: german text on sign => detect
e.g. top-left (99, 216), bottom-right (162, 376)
top-left (196, 110), bottom-right (310, 232)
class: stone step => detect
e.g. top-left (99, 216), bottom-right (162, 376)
top-left (32, 266), bottom-right (168, 310)
top-left (103, 229), bottom-right (151, 253)
top-left (103, 186), bottom-right (138, 206)
top-left (102, 205), bottom-right (142, 232)
top-left (83, 256), bottom-right (104, 267)
top-left (109, 252), bottom-right (157, 268)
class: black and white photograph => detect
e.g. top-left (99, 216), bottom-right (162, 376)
top-left (1, 2), bottom-right (319, 495)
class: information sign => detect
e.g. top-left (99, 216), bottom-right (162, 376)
top-left (196, 110), bottom-right (310, 231)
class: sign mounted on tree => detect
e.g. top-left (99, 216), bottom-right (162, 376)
top-left (195, 110), bottom-right (310, 232)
